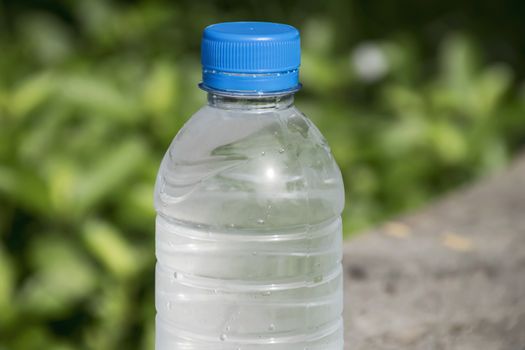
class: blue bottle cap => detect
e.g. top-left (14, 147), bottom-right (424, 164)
top-left (200, 22), bottom-right (301, 95)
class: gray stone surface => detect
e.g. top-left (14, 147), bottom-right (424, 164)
top-left (343, 154), bottom-right (525, 350)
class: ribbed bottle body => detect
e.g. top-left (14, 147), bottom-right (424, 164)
top-left (154, 98), bottom-right (345, 349)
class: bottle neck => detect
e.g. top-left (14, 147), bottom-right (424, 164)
top-left (207, 92), bottom-right (294, 111)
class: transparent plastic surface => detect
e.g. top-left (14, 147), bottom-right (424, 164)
top-left (154, 93), bottom-right (345, 349)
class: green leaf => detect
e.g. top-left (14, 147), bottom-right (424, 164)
top-left (142, 62), bottom-right (178, 116)
top-left (57, 74), bottom-right (140, 123)
top-left (9, 72), bottom-right (56, 119)
top-left (19, 236), bottom-right (97, 316)
top-left (440, 34), bottom-right (478, 91)
top-left (430, 121), bottom-right (468, 164)
top-left (73, 138), bottom-right (149, 217)
top-left (116, 182), bottom-right (155, 232)
top-left (83, 284), bottom-right (130, 350)
top-left (0, 247), bottom-right (15, 325)
top-left (472, 64), bottom-right (512, 116)
top-left (82, 220), bottom-right (140, 279)
top-left (301, 52), bottom-right (345, 93)
top-left (0, 166), bottom-right (50, 215)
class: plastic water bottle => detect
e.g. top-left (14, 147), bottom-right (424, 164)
top-left (154, 22), bottom-right (345, 349)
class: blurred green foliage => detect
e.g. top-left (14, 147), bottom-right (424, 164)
top-left (1, 0), bottom-right (525, 349)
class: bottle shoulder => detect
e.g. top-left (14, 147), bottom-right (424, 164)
top-left (169, 105), bottom-right (332, 160)
top-left (155, 104), bottom-right (345, 229)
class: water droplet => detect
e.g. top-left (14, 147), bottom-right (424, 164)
top-left (261, 151), bottom-right (266, 156)
top-left (225, 325), bottom-right (231, 331)
top-left (257, 219), bottom-right (265, 225)
top-left (279, 148), bottom-right (285, 153)
top-left (313, 275), bottom-right (323, 283)
top-left (220, 334), bottom-right (227, 341)
top-left (213, 289), bottom-right (218, 294)
top-left (228, 223), bottom-right (235, 228)
top-left (173, 272), bottom-right (178, 279)
top-left (269, 323), bottom-right (276, 331)
top-left (262, 291), bottom-right (271, 296)
top-left (166, 301), bottom-right (172, 310)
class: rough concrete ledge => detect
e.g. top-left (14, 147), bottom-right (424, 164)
top-left (343, 154), bottom-right (525, 350)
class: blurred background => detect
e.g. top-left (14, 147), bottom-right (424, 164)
top-left (1, 0), bottom-right (525, 348)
